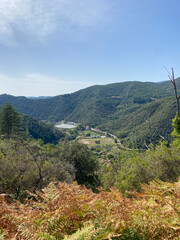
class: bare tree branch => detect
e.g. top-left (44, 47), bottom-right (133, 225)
top-left (164, 67), bottom-right (180, 116)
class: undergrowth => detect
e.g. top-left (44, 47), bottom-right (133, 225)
top-left (0, 180), bottom-right (179, 239)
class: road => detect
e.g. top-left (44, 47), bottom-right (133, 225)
top-left (91, 128), bottom-right (133, 151)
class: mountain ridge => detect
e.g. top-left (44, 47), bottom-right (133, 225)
top-left (0, 79), bottom-right (179, 147)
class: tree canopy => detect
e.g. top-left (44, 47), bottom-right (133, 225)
top-left (0, 103), bottom-right (22, 138)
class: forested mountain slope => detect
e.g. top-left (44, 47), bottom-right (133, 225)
top-left (0, 79), bottom-right (179, 146)
top-left (22, 114), bottom-right (65, 144)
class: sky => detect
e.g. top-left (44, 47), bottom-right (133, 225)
top-left (0, 0), bottom-right (180, 96)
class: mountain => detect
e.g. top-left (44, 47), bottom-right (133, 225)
top-left (27, 96), bottom-right (52, 99)
top-left (0, 79), bottom-right (179, 147)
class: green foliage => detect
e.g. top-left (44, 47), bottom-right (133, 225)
top-left (0, 79), bottom-right (179, 147)
top-left (66, 129), bottom-right (78, 140)
top-left (172, 115), bottom-right (180, 140)
top-left (0, 102), bottom-right (65, 143)
top-left (99, 142), bottom-right (180, 193)
top-left (0, 137), bottom-right (102, 199)
top-left (0, 103), bottom-right (23, 138)
top-left (37, 233), bottom-right (56, 240)
top-left (63, 223), bottom-right (97, 240)
top-left (55, 142), bottom-right (100, 189)
top-left (0, 82), bottom-right (179, 239)
top-left (99, 164), bottom-right (116, 190)
top-left (0, 228), bottom-right (5, 240)
top-left (22, 114), bottom-right (65, 144)
top-left (120, 228), bottom-right (146, 240)
top-left (0, 139), bottom-right (75, 199)
top-left (76, 124), bottom-right (85, 131)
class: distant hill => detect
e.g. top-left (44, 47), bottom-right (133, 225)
top-left (0, 79), bottom-right (179, 147)
top-left (27, 96), bottom-right (52, 99)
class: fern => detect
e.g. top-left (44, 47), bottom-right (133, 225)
top-left (64, 223), bottom-right (95, 240)
top-left (37, 232), bottom-right (56, 240)
top-left (1, 180), bottom-right (180, 239)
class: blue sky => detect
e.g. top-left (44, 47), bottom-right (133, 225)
top-left (0, 0), bottom-right (180, 96)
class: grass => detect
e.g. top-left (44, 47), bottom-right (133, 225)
top-left (79, 137), bottom-right (115, 147)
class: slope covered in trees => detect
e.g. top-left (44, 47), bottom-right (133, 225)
top-left (0, 79), bottom-right (180, 146)
top-left (0, 98), bottom-right (179, 239)
top-left (0, 103), bottom-right (66, 144)
top-left (22, 114), bottom-right (65, 144)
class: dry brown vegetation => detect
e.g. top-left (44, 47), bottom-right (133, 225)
top-left (0, 179), bottom-right (179, 240)
top-left (79, 137), bottom-right (115, 147)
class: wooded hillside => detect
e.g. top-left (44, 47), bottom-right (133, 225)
top-left (0, 79), bottom-right (180, 147)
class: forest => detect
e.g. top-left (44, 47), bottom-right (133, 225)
top-left (0, 78), bottom-right (180, 147)
top-left (0, 78), bottom-right (179, 239)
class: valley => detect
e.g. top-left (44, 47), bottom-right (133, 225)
top-left (0, 81), bottom-right (179, 240)
top-left (1, 2), bottom-right (180, 238)
top-left (0, 79), bottom-right (179, 147)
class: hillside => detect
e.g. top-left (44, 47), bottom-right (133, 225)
top-left (0, 79), bottom-right (179, 147)
top-left (22, 114), bottom-right (65, 144)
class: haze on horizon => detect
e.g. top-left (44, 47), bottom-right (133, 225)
top-left (0, 0), bottom-right (180, 97)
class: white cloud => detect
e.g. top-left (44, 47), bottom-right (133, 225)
top-left (0, 0), bottom-right (110, 46)
top-left (0, 72), bottom-right (97, 96)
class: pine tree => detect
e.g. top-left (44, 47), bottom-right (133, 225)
top-left (0, 103), bottom-right (22, 138)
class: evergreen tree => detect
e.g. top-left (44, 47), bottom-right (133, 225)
top-left (0, 103), bottom-right (22, 138)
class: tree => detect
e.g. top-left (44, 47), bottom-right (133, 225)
top-left (55, 142), bottom-right (100, 188)
top-left (165, 67), bottom-right (180, 144)
top-left (0, 103), bottom-right (23, 138)
top-left (0, 139), bottom-right (75, 200)
top-left (165, 67), bottom-right (180, 116)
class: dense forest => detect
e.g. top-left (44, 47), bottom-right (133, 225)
top-left (0, 79), bottom-right (180, 147)
top-left (22, 114), bottom-right (65, 144)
